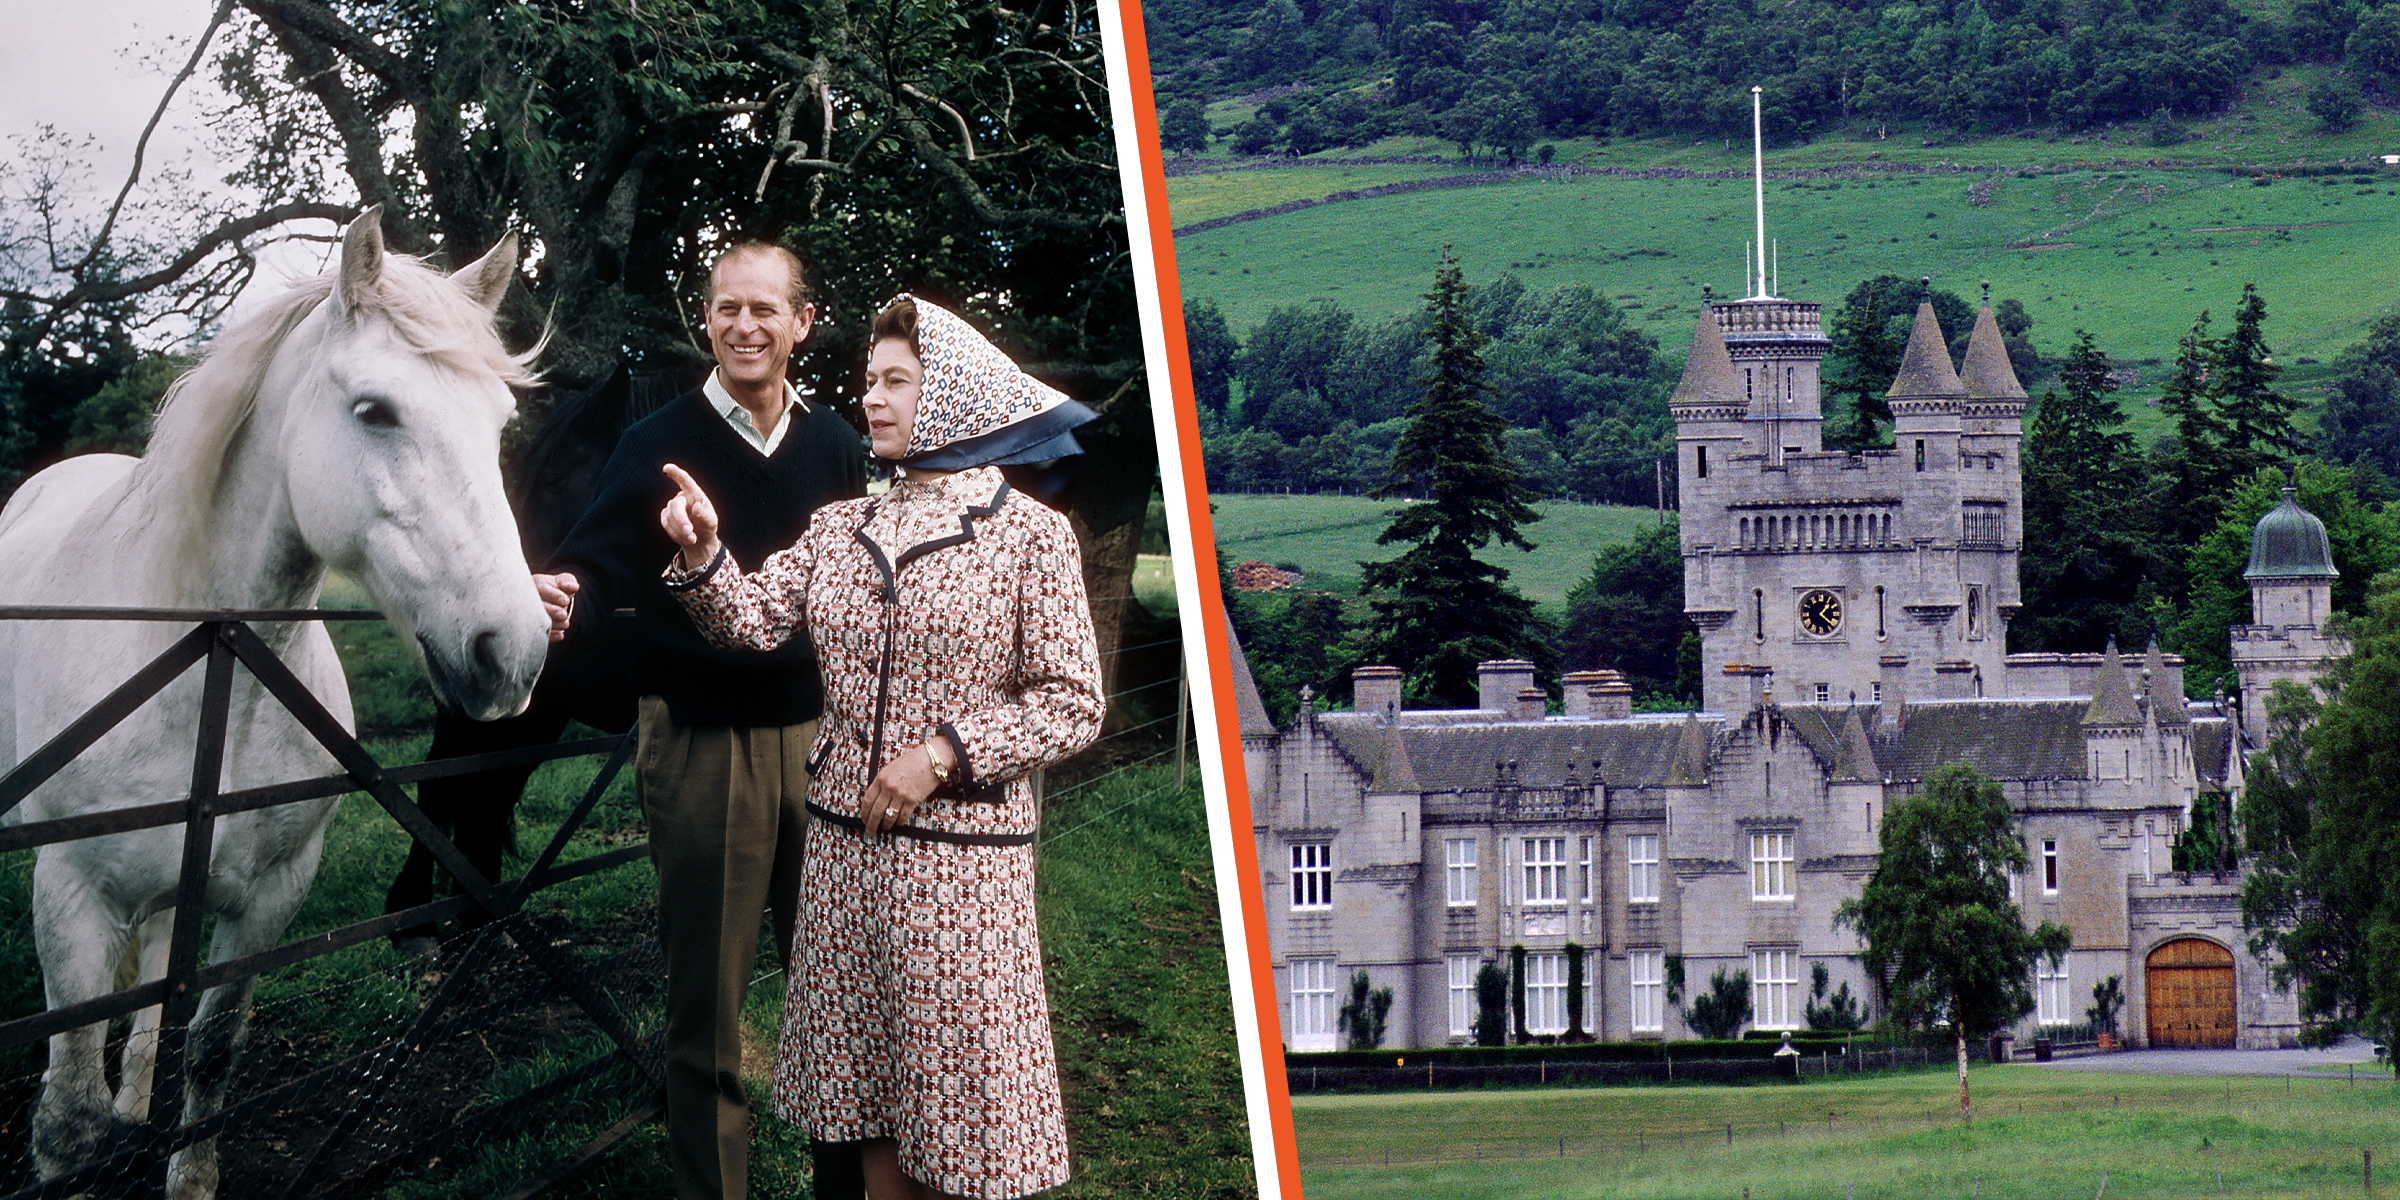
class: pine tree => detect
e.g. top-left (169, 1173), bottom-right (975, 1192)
top-left (1359, 248), bottom-right (1552, 707)
top-left (2017, 331), bottom-right (2155, 652)
top-left (2153, 313), bottom-right (2229, 603)
top-left (2212, 283), bottom-right (2301, 482)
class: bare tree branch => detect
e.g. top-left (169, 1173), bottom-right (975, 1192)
top-left (73, 0), bottom-right (239, 282)
top-left (3, 201), bottom-right (354, 343)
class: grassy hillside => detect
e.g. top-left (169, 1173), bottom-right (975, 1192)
top-left (1172, 69), bottom-right (2400, 437)
top-left (1213, 493), bottom-right (1665, 613)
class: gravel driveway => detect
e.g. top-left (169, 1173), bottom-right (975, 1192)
top-left (2032, 1036), bottom-right (2390, 1079)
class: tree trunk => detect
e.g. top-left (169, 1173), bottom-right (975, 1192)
top-left (1955, 1025), bottom-right (1972, 1123)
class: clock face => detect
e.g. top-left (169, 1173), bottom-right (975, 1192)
top-left (1798, 588), bottom-right (1844, 637)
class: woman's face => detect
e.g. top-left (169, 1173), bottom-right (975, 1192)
top-left (862, 337), bottom-right (923, 459)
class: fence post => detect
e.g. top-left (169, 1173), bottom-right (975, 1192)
top-left (146, 625), bottom-right (239, 1194)
top-left (1175, 667), bottom-right (1189, 793)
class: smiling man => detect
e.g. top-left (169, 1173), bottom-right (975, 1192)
top-left (533, 242), bottom-right (865, 1200)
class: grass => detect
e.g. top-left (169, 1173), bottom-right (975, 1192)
top-left (1211, 493), bottom-right (1666, 614)
top-left (2, 574), bottom-right (1251, 1198)
top-left (1173, 162), bottom-right (2400, 390)
top-left (1293, 1065), bottom-right (2400, 1199)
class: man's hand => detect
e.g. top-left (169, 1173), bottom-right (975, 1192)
top-left (534, 572), bottom-right (578, 642)
top-left (660, 463), bottom-right (722, 571)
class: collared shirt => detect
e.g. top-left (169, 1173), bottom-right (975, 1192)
top-left (704, 369), bottom-right (806, 457)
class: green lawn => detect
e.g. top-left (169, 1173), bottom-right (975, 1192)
top-left (1294, 1066), bottom-right (2400, 1199)
top-left (1211, 493), bottom-right (1664, 614)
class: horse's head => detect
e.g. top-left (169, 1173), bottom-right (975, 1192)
top-left (261, 208), bottom-right (549, 721)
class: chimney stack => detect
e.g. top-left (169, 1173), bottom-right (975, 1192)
top-left (1353, 665), bottom-right (1403, 718)
top-left (1478, 659), bottom-right (1537, 714)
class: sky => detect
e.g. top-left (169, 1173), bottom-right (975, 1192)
top-left (0, 3), bottom-right (338, 335)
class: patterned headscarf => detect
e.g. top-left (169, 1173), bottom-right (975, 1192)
top-left (884, 294), bottom-right (1097, 471)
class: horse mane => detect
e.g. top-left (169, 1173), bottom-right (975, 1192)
top-left (112, 251), bottom-right (542, 587)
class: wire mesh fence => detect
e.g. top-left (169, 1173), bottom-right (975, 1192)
top-left (0, 583), bottom-right (1200, 1198)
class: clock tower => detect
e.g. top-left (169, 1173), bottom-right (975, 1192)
top-left (1674, 283), bottom-right (2026, 713)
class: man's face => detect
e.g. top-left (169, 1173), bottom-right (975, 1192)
top-left (706, 252), bottom-right (813, 394)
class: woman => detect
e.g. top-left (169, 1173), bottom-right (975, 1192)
top-left (658, 294), bottom-right (1103, 1200)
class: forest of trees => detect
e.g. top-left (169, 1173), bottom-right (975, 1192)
top-left (1148, 0), bottom-right (2399, 159)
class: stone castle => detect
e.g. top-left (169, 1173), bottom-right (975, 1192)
top-left (1234, 283), bottom-right (2343, 1052)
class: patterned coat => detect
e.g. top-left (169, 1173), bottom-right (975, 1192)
top-left (671, 464), bottom-right (1102, 1197)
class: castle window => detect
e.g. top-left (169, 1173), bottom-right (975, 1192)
top-left (1448, 956), bottom-right (1479, 1037)
top-left (1579, 836), bottom-right (1595, 903)
top-left (1814, 683), bottom-right (1830, 703)
top-left (1967, 585), bottom-right (1983, 639)
top-left (1915, 439), bottom-right (1926, 471)
top-left (1292, 842), bottom-right (1333, 910)
top-left (1525, 952), bottom-right (1568, 1035)
top-left (1871, 681), bottom-right (1883, 703)
top-left (1750, 832), bottom-right (1795, 900)
top-left (1752, 949), bottom-right (1799, 1030)
top-left (2036, 959), bottom-right (2070, 1026)
top-left (1627, 834), bottom-right (1660, 903)
top-left (1755, 589), bottom-right (1766, 641)
top-left (1876, 586), bottom-right (1888, 638)
top-left (1630, 949), bottom-right (1665, 1032)
top-left (1523, 837), bottom-right (1569, 905)
top-left (1288, 958), bottom-right (1336, 1051)
top-left (2043, 838), bottom-right (2059, 894)
top-left (1697, 444), bottom-right (1709, 479)
top-left (1445, 838), bottom-right (1477, 907)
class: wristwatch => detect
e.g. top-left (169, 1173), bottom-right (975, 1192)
top-left (927, 744), bottom-right (956, 788)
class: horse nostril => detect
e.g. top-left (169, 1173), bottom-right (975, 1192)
top-left (472, 629), bottom-right (503, 677)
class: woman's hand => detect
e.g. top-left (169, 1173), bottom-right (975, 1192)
top-left (858, 741), bottom-right (951, 835)
top-left (659, 463), bottom-right (721, 571)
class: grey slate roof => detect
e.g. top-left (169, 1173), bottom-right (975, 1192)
top-left (1766, 700), bottom-right (2096, 784)
top-left (1886, 296), bottom-right (1966, 399)
top-left (1959, 302), bottom-right (2028, 402)
top-left (1314, 713), bottom-right (1719, 792)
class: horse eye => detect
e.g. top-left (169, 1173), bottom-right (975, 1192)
top-left (352, 398), bottom-right (400, 428)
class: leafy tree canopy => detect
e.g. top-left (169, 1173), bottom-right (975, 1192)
top-left (2154, 462), bottom-right (2400, 697)
top-left (1836, 763), bottom-right (2070, 1120)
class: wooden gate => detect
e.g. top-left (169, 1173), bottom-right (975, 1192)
top-left (2145, 938), bottom-right (2236, 1048)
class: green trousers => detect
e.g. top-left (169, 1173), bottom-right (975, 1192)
top-left (636, 696), bottom-right (814, 1200)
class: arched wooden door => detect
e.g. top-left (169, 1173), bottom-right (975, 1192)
top-left (2146, 938), bottom-right (2236, 1048)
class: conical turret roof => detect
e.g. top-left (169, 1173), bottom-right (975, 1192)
top-left (2084, 636), bottom-right (2142, 726)
top-left (1367, 717), bottom-right (1421, 794)
top-left (1670, 307), bottom-right (1742, 410)
top-left (1831, 704), bottom-right (1882, 782)
top-left (1886, 291), bottom-right (1965, 400)
top-left (1666, 712), bottom-right (1711, 784)
top-left (2245, 487), bottom-right (2339, 580)
top-left (1225, 616), bottom-right (1277, 737)
top-left (2142, 637), bottom-right (2188, 726)
top-left (1960, 300), bottom-right (2027, 403)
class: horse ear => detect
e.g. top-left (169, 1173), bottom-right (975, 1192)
top-left (339, 205), bottom-right (385, 315)
top-left (452, 231), bottom-right (518, 315)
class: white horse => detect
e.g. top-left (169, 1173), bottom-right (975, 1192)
top-left (0, 208), bottom-right (551, 1198)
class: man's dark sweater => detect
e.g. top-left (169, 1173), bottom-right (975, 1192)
top-left (548, 388), bottom-right (865, 726)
